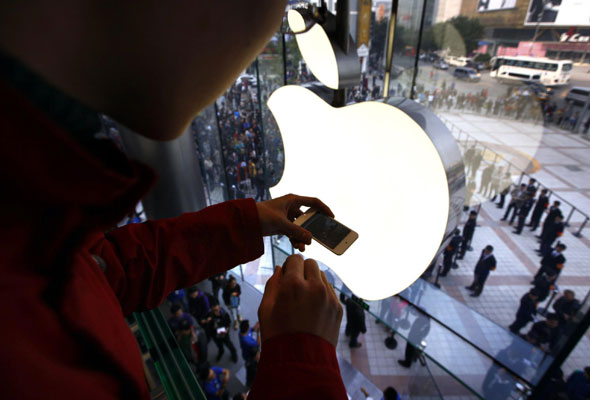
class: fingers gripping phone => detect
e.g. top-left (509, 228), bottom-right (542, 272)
top-left (294, 209), bottom-right (358, 255)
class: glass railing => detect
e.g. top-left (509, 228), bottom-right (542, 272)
top-left (268, 243), bottom-right (531, 399)
top-left (133, 309), bottom-right (206, 400)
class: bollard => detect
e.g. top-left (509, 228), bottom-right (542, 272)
top-left (574, 217), bottom-right (588, 238)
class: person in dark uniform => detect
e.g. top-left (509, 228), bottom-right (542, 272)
top-left (441, 229), bottom-right (462, 276)
top-left (529, 188), bottom-right (549, 231)
top-left (344, 296), bottom-right (367, 348)
top-left (533, 271), bottom-right (558, 303)
top-left (525, 313), bottom-right (560, 352)
top-left (553, 290), bottom-right (580, 327)
top-left (502, 183), bottom-right (526, 224)
top-left (538, 215), bottom-right (564, 256)
top-left (538, 201), bottom-right (562, 239)
top-left (398, 313), bottom-right (431, 368)
top-left (465, 245), bottom-right (497, 297)
top-left (457, 211), bottom-right (477, 260)
top-left (509, 289), bottom-right (539, 334)
top-left (535, 243), bottom-right (566, 280)
top-left (525, 178), bottom-right (537, 196)
top-left (513, 193), bottom-right (535, 234)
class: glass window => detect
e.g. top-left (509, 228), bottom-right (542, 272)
top-left (562, 63), bottom-right (573, 71)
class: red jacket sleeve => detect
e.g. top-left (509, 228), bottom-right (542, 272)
top-left (88, 199), bottom-right (264, 315)
top-left (248, 333), bottom-right (348, 400)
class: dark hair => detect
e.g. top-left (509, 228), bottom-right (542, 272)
top-left (557, 243), bottom-right (567, 250)
top-left (584, 366), bottom-right (590, 376)
top-left (529, 288), bottom-right (540, 297)
top-left (188, 286), bottom-right (199, 295)
top-left (529, 178), bottom-right (536, 183)
top-left (520, 183), bottom-right (526, 187)
top-left (485, 245), bottom-right (494, 252)
top-left (383, 387), bottom-right (399, 400)
top-left (541, 188), bottom-right (548, 193)
top-left (179, 319), bottom-right (191, 331)
top-left (239, 320), bottom-right (250, 334)
top-left (554, 200), bottom-right (561, 206)
top-left (546, 313), bottom-right (559, 321)
top-left (454, 228), bottom-right (461, 235)
top-left (469, 210), bottom-right (477, 216)
top-left (198, 364), bottom-right (211, 382)
top-left (170, 304), bottom-right (182, 314)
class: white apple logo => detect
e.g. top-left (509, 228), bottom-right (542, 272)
top-left (267, 10), bottom-right (461, 301)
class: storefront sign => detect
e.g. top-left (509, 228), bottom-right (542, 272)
top-left (560, 33), bottom-right (590, 43)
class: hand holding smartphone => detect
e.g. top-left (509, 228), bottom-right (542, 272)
top-left (294, 209), bottom-right (358, 255)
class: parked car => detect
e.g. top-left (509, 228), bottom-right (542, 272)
top-left (565, 87), bottom-right (590, 107)
top-left (466, 60), bottom-right (485, 72)
top-left (453, 67), bottom-right (480, 82)
top-left (433, 60), bottom-right (449, 70)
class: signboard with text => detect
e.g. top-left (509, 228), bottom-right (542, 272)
top-left (524, 0), bottom-right (590, 26)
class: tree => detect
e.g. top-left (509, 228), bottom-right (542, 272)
top-left (447, 16), bottom-right (484, 55)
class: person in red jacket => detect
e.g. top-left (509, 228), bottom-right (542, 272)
top-left (0, 1), bottom-right (347, 399)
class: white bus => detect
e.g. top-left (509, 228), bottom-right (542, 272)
top-left (490, 56), bottom-right (573, 86)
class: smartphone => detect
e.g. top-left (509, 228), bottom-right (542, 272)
top-left (294, 209), bottom-right (358, 255)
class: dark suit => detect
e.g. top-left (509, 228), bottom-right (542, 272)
top-left (509, 293), bottom-right (537, 334)
top-left (535, 251), bottom-right (566, 279)
top-left (345, 297), bottom-right (367, 347)
top-left (515, 198), bottom-right (534, 234)
top-left (540, 222), bottom-right (564, 256)
top-left (458, 218), bottom-right (476, 259)
top-left (467, 251), bottom-right (497, 296)
top-left (529, 195), bottom-right (549, 230)
top-left (441, 234), bottom-right (462, 276)
top-left (540, 206), bottom-right (562, 238)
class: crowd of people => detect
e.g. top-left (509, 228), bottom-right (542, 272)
top-left (166, 275), bottom-right (259, 400)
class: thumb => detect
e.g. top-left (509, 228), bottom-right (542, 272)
top-left (259, 266), bottom-right (282, 312)
top-left (279, 218), bottom-right (312, 244)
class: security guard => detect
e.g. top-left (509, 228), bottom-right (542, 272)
top-left (465, 245), bottom-right (497, 297)
top-left (529, 189), bottom-right (549, 231)
top-left (457, 211), bottom-right (477, 260)
top-left (534, 243), bottom-right (567, 280)
top-left (441, 229), bottom-right (463, 277)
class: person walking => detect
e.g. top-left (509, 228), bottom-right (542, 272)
top-left (529, 189), bottom-right (549, 231)
top-left (457, 211), bottom-right (477, 260)
top-left (206, 304), bottom-right (238, 363)
top-left (465, 245), bottom-right (497, 297)
top-left (509, 289), bottom-right (539, 334)
top-left (222, 276), bottom-right (242, 329)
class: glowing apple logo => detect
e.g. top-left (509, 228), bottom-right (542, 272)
top-left (267, 10), bottom-right (464, 301)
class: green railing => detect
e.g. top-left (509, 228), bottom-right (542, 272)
top-left (134, 309), bottom-right (207, 400)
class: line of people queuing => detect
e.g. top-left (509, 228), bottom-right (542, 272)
top-left (166, 274), bottom-right (260, 400)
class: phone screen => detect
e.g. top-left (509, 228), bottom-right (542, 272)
top-left (301, 213), bottom-right (351, 249)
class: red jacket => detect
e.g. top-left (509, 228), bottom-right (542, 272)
top-left (0, 79), bottom-right (347, 399)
